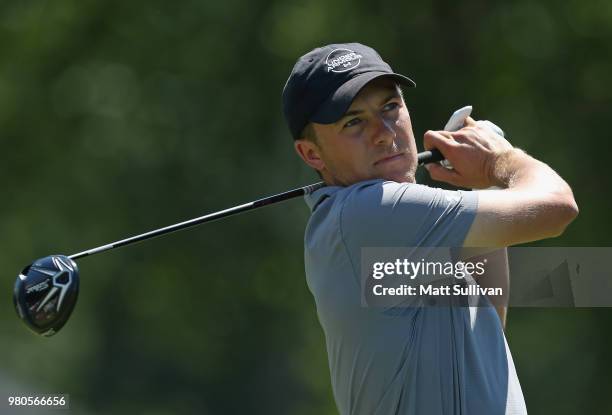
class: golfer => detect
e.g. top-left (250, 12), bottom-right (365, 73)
top-left (282, 43), bottom-right (578, 415)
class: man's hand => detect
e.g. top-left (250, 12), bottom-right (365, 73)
top-left (423, 117), bottom-right (514, 189)
top-left (423, 116), bottom-right (579, 247)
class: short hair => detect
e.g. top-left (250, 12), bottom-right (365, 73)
top-left (298, 123), bottom-right (322, 179)
top-left (300, 122), bottom-right (318, 144)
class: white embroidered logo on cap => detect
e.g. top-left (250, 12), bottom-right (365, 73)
top-left (325, 48), bottom-right (362, 73)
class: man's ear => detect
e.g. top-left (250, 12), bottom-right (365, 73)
top-left (294, 139), bottom-right (325, 171)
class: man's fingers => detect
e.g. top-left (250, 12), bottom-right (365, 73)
top-left (425, 163), bottom-right (462, 186)
top-left (449, 130), bottom-right (475, 145)
top-left (423, 130), bottom-right (456, 152)
top-left (464, 116), bottom-right (477, 127)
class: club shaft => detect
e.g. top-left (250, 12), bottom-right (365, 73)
top-left (68, 182), bottom-right (325, 259)
top-left (69, 149), bottom-right (444, 260)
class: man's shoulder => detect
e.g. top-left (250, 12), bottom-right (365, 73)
top-left (328, 179), bottom-right (478, 234)
top-left (306, 180), bottom-right (449, 232)
top-left (339, 180), bottom-right (441, 213)
top-left (307, 179), bottom-right (435, 212)
top-left (306, 179), bottom-right (478, 247)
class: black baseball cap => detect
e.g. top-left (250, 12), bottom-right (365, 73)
top-left (282, 42), bottom-right (415, 140)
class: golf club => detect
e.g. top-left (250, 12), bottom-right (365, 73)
top-left (13, 149), bottom-right (445, 337)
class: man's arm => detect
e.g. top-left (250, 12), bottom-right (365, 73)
top-left (486, 248), bottom-right (508, 328)
top-left (455, 248), bottom-right (509, 328)
top-left (423, 117), bottom-right (579, 247)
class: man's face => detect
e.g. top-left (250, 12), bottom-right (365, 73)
top-left (295, 78), bottom-right (418, 186)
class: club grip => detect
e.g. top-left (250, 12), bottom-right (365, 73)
top-left (417, 149), bottom-right (445, 165)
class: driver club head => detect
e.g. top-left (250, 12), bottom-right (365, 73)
top-left (13, 255), bottom-right (80, 337)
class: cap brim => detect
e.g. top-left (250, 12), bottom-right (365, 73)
top-left (310, 72), bottom-right (415, 124)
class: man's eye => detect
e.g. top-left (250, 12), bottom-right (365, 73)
top-left (343, 118), bottom-right (361, 128)
top-left (382, 102), bottom-right (399, 112)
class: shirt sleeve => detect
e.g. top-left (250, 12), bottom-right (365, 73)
top-left (339, 180), bottom-right (479, 248)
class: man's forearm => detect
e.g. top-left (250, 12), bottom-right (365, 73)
top-left (489, 149), bottom-right (575, 200)
top-left (465, 149), bottom-right (578, 247)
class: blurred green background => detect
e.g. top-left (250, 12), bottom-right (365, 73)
top-left (1, 0), bottom-right (610, 413)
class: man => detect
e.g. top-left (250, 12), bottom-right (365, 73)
top-left (282, 43), bottom-right (578, 414)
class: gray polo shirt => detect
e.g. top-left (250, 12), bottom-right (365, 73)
top-left (304, 179), bottom-right (527, 415)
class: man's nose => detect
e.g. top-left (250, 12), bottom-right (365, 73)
top-left (372, 115), bottom-right (395, 145)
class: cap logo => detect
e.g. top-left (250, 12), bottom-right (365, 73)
top-left (325, 48), bottom-right (362, 73)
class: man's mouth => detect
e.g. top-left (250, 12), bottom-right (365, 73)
top-left (374, 152), bottom-right (406, 166)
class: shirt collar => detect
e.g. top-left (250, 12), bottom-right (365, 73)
top-left (304, 185), bottom-right (340, 212)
